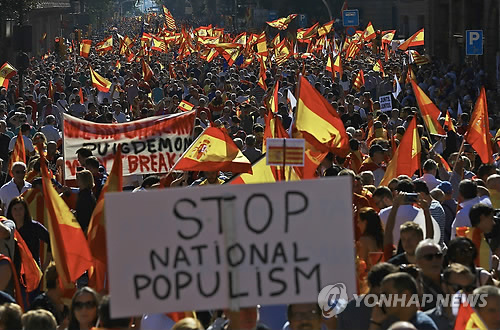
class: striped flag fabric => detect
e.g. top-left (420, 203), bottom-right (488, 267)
top-left (411, 80), bottom-right (446, 136)
top-left (229, 154), bottom-right (300, 184)
top-left (89, 66), bottom-right (111, 92)
top-left (95, 36), bottom-right (113, 53)
top-left (353, 69), bottom-right (365, 91)
top-left (465, 87), bottom-right (493, 164)
top-left (141, 59), bottom-right (153, 81)
top-left (178, 100), bottom-right (194, 112)
top-left (444, 110), bottom-right (455, 132)
top-left (163, 6), bottom-right (176, 30)
top-left (79, 39), bottom-right (91, 58)
top-left (175, 127), bottom-right (252, 173)
top-left (398, 28), bottom-right (424, 50)
top-left (266, 14), bottom-right (297, 30)
top-left (0, 62), bottom-right (17, 88)
top-left (8, 130), bottom-right (26, 176)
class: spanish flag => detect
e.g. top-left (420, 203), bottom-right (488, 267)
top-left (89, 66), bottom-right (111, 92)
top-left (229, 154), bottom-right (300, 184)
top-left (0, 62), bottom-right (17, 88)
top-left (256, 32), bottom-right (268, 56)
top-left (295, 75), bottom-right (349, 156)
top-left (258, 58), bottom-right (267, 90)
top-left (465, 87), bottom-right (493, 164)
top-left (398, 28), bottom-right (424, 50)
top-left (95, 36), bottom-right (113, 53)
top-left (411, 80), bottom-right (446, 136)
top-left (142, 59), bottom-right (153, 81)
top-left (178, 100), bottom-right (194, 112)
top-left (40, 152), bottom-right (93, 286)
top-left (454, 303), bottom-right (487, 330)
top-left (266, 14), bottom-right (297, 30)
top-left (318, 20), bottom-right (334, 37)
top-left (79, 39), bottom-right (91, 58)
top-left (353, 69), bottom-right (365, 91)
top-left (380, 116), bottom-right (421, 186)
top-left (8, 129), bottom-right (26, 176)
top-left (373, 60), bottom-right (385, 77)
top-left (444, 110), bottom-right (455, 132)
top-left (175, 127), bottom-right (252, 174)
top-left (87, 147), bottom-right (123, 293)
top-left (363, 21), bottom-right (376, 41)
top-left (267, 80), bottom-right (279, 113)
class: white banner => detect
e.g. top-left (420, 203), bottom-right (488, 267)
top-left (105, 177), bottom-right (356, 317)
top-left (63, 111), bottom-right (196, 179)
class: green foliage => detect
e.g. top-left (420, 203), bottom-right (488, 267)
top-left (0, 0), bottom-right (41, 23)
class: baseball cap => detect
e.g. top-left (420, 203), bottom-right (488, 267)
top-left (437, 181), bottom-right (453, 194)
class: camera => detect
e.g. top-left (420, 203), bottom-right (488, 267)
top-left (404, 193), bottom-right (419, 203)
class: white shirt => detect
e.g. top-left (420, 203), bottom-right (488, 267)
top-left (450, 196), bottom-right (492, 239)
top-left (113, 112), bottom-right (128, 123)
top-left (418, 173), bottom-right (442, 191)
top-left (40, 125), bottom-right (61, 142)
top-left (0, 179), bottom-right (31, 211)
top-left (8, 135), bottom-right (35, 152)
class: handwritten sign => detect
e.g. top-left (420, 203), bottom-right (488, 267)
top-left (379, 94), bottom-right (393, 112)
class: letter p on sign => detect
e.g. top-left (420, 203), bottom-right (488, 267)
top-left (466, 30), bottom-right (483, 55)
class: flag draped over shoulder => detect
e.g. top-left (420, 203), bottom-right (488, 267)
top-left (89, 66), bottom-right (111, 92)
top-left (465, 87), bottom-right (493, 164)
top-left (380, 116), bottom-right (421, 186)
top-left (87, 147), bottom-right (123, 293)
top-left (175, 127), bottom-right (252, 173)
top-left (295, 75), bottom-right (349, 156)
top-left (411, 80), bottom-right (446, 136)
top-left (40, 153), bottom-right (93, 285)
top-left (9, 130), bottom-right (26, 176)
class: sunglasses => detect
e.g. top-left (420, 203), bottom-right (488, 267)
top-left (421, 252), bottom-right (443, 261)
top-left (74, 300), bottom-right (97, 310)
top-left (446, 282), bottom-right (476, 293)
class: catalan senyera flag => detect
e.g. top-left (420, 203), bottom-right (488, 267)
top-left (142, 59), bottom-right (153, 81)
top-left (465, 87), bottom-right (493, 164)
top-left (398, 28), bottom-right (424, 50)
top-left (263, 108), bottom-right (289, 155)
top-left (89, 66), bottom-right (111, 92)
top-left (79, 39), bottom-right (91, 58)
top-left (411, 80), bottom-right (446, 136)
top-left (380, 116), bottom-right (421, 186)
top-left (318, 20), bottom-right (334, 37)
top-left (95, 36), bottom-right (113, 53)
top-left (353, 69), bottom-right (365, 91)
top-left (444, 110), bottom-right (455, 132)
top-left (163, 6), bottom-right (176, 30)
top-left (230, 154), bottom-right (300, 184)
top-left (410, 50), bottom-right (430, 66)
top-left (178, 100), bottom-right (194, 112)
top-left (266, 14), bottom-right (297, 30)
top-left (175, 127), bottom-right (252, 174)
top-left (0, 62), bottom-right (17, 88)
top-left (40, 152), bottom-right (93, 285)
top-left (296, 75), bottom-right (349, 156)
top-left (87, 147), bottom-right (123, 293)
top-left (8, 130), bottom-right (26, 176)
top-left (454, 303), bottom-right (487, 330)
top-left (363, 21), bottom-right (376, 41)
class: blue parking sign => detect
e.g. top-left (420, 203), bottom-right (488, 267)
top-left (342, 9), bottom-right (359, 27)
top-left (466, 30), bottom-right (483, 55)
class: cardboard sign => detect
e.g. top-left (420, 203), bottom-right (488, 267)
top-left (266, 138), bottom-right (305, 166)
top-left (379, 94), bottom-right (393, 112)
top-left (63, 111), bottom-right (196, 179)
top-left (105, 177), bottom-right (356, 317)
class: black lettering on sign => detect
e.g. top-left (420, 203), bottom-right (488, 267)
top-left (197, 271), bottom-right (220, 297)
top-left (134, 274), bottom-right (151, 299)
top-left (150, 248), bottom-right (169, 270)
top-left (269, 267), bottom-right (287, 296)
top-left (295, 264), bottom-right (321, 295)
top-left (121, 142), bottom-right (131, 154)
top-left (271, 242), bottom-right (287, 263)
top-left (132, 141), bottom-right (146, 154)
top-left (158, 137), bottom-right (173, 153)
top-left (249, 243), bottom-right (268, 265)
top-left (285, 191), bottom-right (308, 233)
top-left (201, 196), bottom-right (236, 234)
top-left (229, 270), bottom-right (249, 298)
top-left (226, 243), bottom-right (245, 267)
top-left (82, 142), bottom-right (97, 152)
top-left (146, 138), bottom-right (157, 153)
top-left (191, 244), bottom-right (208, 265)
top-left (293, 242), bottom-right (309, 262)
top-left (244, 194), bottom-right (273, 234)
top-left (153, 275), bottom-right (171, 299)
top-left (175, 271), bottom-right (192, 299)
top-left (174, 137), bottom-right (183, 151)
top-left (173, 246), bottom-right (191, 268)
top-left (174, 199), bottom-right (203, 240)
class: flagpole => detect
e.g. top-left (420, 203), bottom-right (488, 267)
top-left (451, 137), bottom-right (466, 174)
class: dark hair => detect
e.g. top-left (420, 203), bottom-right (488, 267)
top-left (447, 237), bottom-right (477, 266)
top-left (469, 203), bottom-right (494, 227)
top-left (367, 262), bottom-right (398, 289)
top-left (20, 123), bottom-right (31, 133)
top-left (413, 180), bottom-right (430, 195)
top-left (76, 147), bottom-right (93, 158)
top-left (349, 138), bottom-right (360, 150)
top-left (98, 296), bottom-right (131, 328)
top-left (287, 303), bottom-right (322, 321)
top-left (0, 303), bottom-right (22, 330)
top-left (423, 159), bottom-right (438, 172)
top-left (477, 164), bottom-right (496, 180)
top-left (359, 208), bottom-right (384, 249)
top-left (373, 186), bottom-right (393, 200)
top-left (6, 197), bottom-right (31, 224)
top-left (68, 287), bottom-right (99, 330)
top-left (382, 272), bottom-right (419, 295)
top-left (459, 179), bottom-right (477, 200)
top-left (84, 156), bottom-right (100, 170)
top-left (396, 180), bottom-right (415, 193)
top-left (141, 175), bottom-right (160, 188)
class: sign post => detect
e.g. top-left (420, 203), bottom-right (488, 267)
top-left (466, 30), bottom-right (483, 56)
top-left (105, 178), bottom-right (356, 318)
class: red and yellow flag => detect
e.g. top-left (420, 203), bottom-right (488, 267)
top-left (175, 127), bottom-right (252, 173)
top-left (295, 75), bottom-right (349, 156)
top-left (95, 36), bottom-right (113, 53)
top-left (40, 152), bottom-right (93, 286)
top-left (454, 303), bottom-right (487, 330)
top-left (142, 59), bottom-right (153, 81)
top-left (48, 81), bottom-right (55, 99)
top-left (398, 28), bottom-right (424, 50)
top-left (78, 88), bottom-right (84, 104)
top-left (230, 155), bottom-right (300, 184)
top-left (266, 14), bottom-right (297, 30)
top-left (444, 110), bottom-right (455, 132)
top-left (258, 58), bottom-right (267, 90)
top-left (163, 6), bottom-right (176, 30)
top-left (8, 129), bottom-right (26, 176)
top-left (256, 32), bottom-right (268, 56)
top-left (79, 39), bottom-right (91, 58)
top-left (87, 147), bottom-right (123, 293)
top-left (373, 60), bottom-right (385, 77)
top-left (380, 116), bottom-right (421, 186)
top-left (0, 62), bottom-right (17, 89)
top-left (89, 66), bottom-right (111, 92)
top-left (465, 87), bottom-right (493, 164)
top-left (318, 20), bottom-right (334, 37)
top-left (363, 21), bottom-right (376, 41)
top-left (178, 100), bottom-right (194, 112)
top-left (353, 69), bottom-right (365, 91)
top-left (411, 80), bottom-right (446, 136)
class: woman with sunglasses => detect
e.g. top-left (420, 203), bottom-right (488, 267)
top-left (68, 287), bottom-right (99, 330)
top-left (446, 237), bottom-right (495, 287)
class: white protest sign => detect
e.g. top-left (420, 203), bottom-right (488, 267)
top-left (379, 94), bottom-right (393, 112)
top-left (105, 177), bottom-right (356, 318)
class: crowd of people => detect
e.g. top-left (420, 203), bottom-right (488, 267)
top-left (0, 11), bottom-right (500, 330)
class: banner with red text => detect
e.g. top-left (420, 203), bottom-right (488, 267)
top-left (63, 112), bottom-right (196, 179)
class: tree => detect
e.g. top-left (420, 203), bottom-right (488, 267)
top-left (0, 0), bottom-right (40, 24)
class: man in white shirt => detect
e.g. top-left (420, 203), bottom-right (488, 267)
top-left (419, 159), bottom-right (442, 191)
top-left (450, 179), bottom-right (491, 239)
top-left (8, 124), bottom-right (35, 155)
top-left (0, 162), bottom-right (31, 213)
top-left (40, 115), bottom-right (61, 143)
top-left (112, 103), bottom-right (128, 123)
